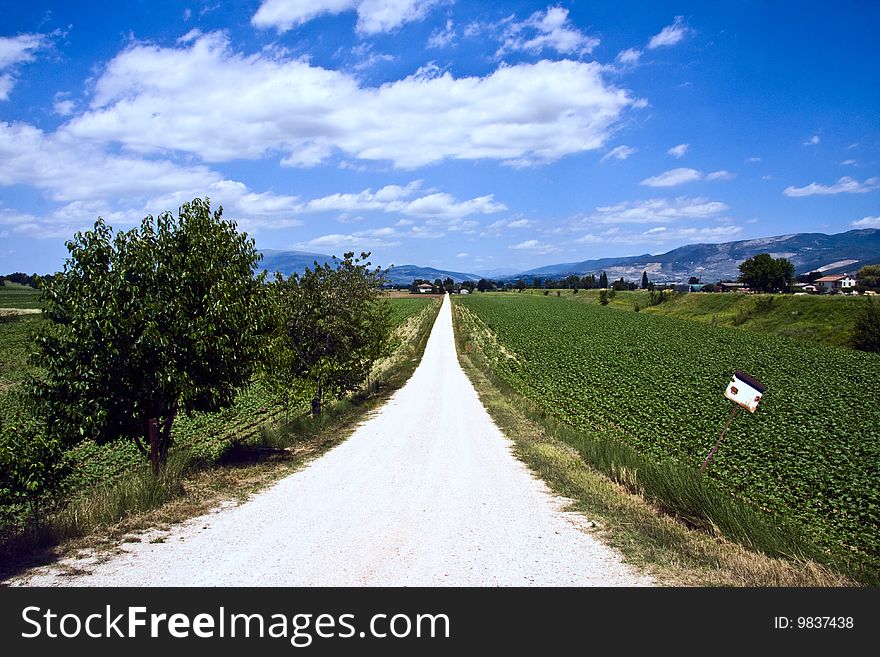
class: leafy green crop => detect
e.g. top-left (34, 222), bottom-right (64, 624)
top-left (457, 293), bottom-right (880, 575)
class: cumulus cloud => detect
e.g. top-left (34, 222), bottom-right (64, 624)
top-left (66, 32), bottom-right (639, 169)
top-left (706, 170), bottom-right (734, 181)
top-left (293, 231), bottom-right (402, 251)
top-left (496, 6), bottom-right (599, 57)
top-left (667, 143), bottom-right (688, 159)
top-left (783, 176), bottom-right (879, 197)
top-left (0, 33), bottom-right (52, 100)
top-left (647, 16), bottom-right (689, 49)
top-left (851, 216), bottom-right (880, 228)
top-left (641, 167), bottom-right (702, 187)
top-left (590, 197), bottom-right (729, 224)
top-left (600, 145), bottom-right (636, 163)
top-left (803, 135), bottom-right (820, 146)
top-left (252, 0), bottom-right (440, 35)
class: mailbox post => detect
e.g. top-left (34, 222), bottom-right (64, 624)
top-left (700, 370), bottom-right (766, 473)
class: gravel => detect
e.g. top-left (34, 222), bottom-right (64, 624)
top-left (12, 294), bottom-right (652, 587)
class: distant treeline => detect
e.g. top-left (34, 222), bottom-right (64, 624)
top-left (0, 272), bottom-right (51, 288)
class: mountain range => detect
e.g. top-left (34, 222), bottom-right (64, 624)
top-left (260, 228), bottom-right (880, 285)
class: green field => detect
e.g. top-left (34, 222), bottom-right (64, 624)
top-left (456, 293), bottom-right (880, 578)
top-left (534, 288), bottom-right (864, 349)
top-left (1, 296), bottom-right (438, 527)
top-left (0, 282), bottom-right (42, 310)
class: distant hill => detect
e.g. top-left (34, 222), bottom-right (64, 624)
top-left (259, 249), bottom-right (334, 277)
top-left (384, 265), bottom-right (480, 286)
top-left (509, 228), bottom-right (880, 282)
top-left (258, 250), bottom-right (481, 285)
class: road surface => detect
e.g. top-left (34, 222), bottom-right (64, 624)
top-left (13, 294), bottom-right (651, 586)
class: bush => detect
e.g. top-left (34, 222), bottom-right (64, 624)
top-left (852, 298), bottom-right (880, 352)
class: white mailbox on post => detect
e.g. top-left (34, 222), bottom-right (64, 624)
top-left (724, 370), bottom-right (765, 413)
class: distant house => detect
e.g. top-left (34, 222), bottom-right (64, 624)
top-left (717, 282), bottom-right (747, 293)
top-left (458, 288), bottom-right (470, 295)
top-left (416, 283), bottom-right (434, 293)
top-left (814, 274), bottom-right (856, 294)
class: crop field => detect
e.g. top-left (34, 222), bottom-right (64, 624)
top-left (456, 293), bottom-right (880, 576)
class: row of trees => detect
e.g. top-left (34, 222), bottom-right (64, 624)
top-left (18, 199), bottom-right (393, 479)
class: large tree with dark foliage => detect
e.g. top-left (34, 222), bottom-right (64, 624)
top-left (32, 199), bottom-right (266, 473)
top-left (738, 253), bottom-right (795, 293)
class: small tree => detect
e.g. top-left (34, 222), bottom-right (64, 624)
top-left (515, 279), bottom-right (526, 292)
top-left (641, 271), bottom-right (649, 289)
top-left (852, 297), bottom-right (880, 353)
top-left (738, 253), bottom-right (795, 293)
top-left (856, 264), bottom-right (880, 292)
top-left (266, 252), bottom-right (392, 417)
top-left (32, 199), bottom-right (266, 473)
top-left (688, 276), bottom-right (700, 285)
top-left (599, 271), bottom-right (608, 289)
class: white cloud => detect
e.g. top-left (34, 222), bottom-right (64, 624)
top-left (706, 170), bottom-right (734, 181)
top-left (600, 145), bottom-right (636, 163)
top-left (509, 239), bottom-right (556, 254)
top-left (641, 167), bottom-right (734, 187)
top-left (575, 224), bottom-right (741, 245)
top-left (67, 32), bottom-right (639, 169)
top-left (252, 0), bottom-right (440, 35)
top-left (667, 143), bottom-right (688, 159)
top-left (745, 156), bottom-right (761, 163)
top-left (840, 159), bottom-right (857, 166)
top-left (496, 6), bottom-right (599, 57)
top-left (507, 218), bottom-right (531, 228)
top-left (851, 216), bottom-right (880, 228)
top-left (0, 33), bottom-right (51, 100)
top-left (615, 48), bottom-right (641, 65)
top-left (591, 197), bottom-right (729, 224)
top-left (641, 167), bottom-right (702, 187)
top-left (783, 176), bottom-right (879, 197)
top-left (293, 231), bottom-right (402, 251)
top-left (427, 19), bottom-right (455, 48)
top-left (803, 135), bottom-right (820, 146)
top-left (647, 17), bottom-right (689, 49)
top-left (456, 252), bottom-right (469, 258)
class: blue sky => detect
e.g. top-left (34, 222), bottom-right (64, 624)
top-left (1, 1), bottom-right (878, 276)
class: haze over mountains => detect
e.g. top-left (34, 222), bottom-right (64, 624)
top-left (260, 228), bottom-right (880, 284)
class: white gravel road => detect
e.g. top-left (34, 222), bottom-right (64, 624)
top-left (12, 294), bottom-right (651, 587)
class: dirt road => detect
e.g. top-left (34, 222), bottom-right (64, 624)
top-left (13, 294), bottom-right (651, 586)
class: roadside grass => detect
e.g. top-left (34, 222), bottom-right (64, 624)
top-left (0, 298), bottom-right (440, 580)
top-left (452, 300), bottom-right (854, 586)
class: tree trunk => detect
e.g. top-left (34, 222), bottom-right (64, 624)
top-left (311, 380), bottom-right (322, 416)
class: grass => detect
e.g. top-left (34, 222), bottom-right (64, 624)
top-left (0, 282), bottom-right (43, 309)
top-left (452, 298), bottom-right (859, 586)
top-left (541, 288), bottom-right (862, 349)
top-left (0, 298), bottom-right (441, 579)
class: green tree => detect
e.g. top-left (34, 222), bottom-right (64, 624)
top-left (599, 271), bottom-right (608, 289)
top-left (738, 253), bottom-right (795, 293)
top-left (477, 278), bottom-right (493, 292)
top-left (851, 297), bottom-right (880, 353)
top-left (265, 252), bottom-right (392, 417)
top-left (599, 289), bottom-right (609, 305)
top-left (688, 276), bottom-right (700, 285)
top-left (856, 264), bottom-right (880, 292)
top-left (515, 279), bottom-right (526, 292)
top-left (641, 271), bottom-right (649, 289)
top-left (32, 199), bottom-right (266, 473)
top-left (433, 278), bottom-right (443, 294)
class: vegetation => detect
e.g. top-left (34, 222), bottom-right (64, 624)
top-left (32, 199), bottom-right (267, 474)
top-left (263, 252), bottom-right (392, 417)
top-left (455, 293), bottom-right (880, 583)
top-left (851, 297), bottom-right (880, 353)
top-left (856, 264), bottom-right (880, 292)
top-left (738, 253), bottom-right (795, 293)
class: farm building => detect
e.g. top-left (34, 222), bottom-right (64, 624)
top-left (716, 282), bottom-right (748, 292)
top-left (814, 274), bottom-right (856, 294)
top-left (416, 283), bottom-right (434, 293)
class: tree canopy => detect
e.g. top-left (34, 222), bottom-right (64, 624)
top-left (737, 253), bottom-right (795, 293)
top-left (32, 198), bottom-right (266, 472)
top-left (264, 252), bottom-right (392, 416)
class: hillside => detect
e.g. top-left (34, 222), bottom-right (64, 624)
top-left (510, 228), bottom-right (880, 282)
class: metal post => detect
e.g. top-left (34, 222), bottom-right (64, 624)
top-left (701, 405), bottom-right (740, 473)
